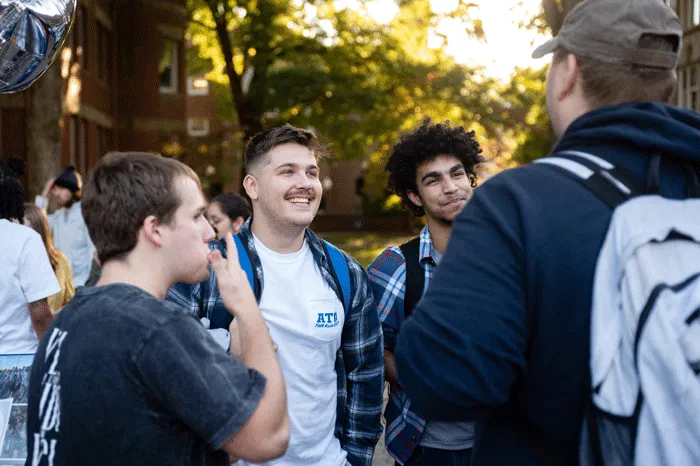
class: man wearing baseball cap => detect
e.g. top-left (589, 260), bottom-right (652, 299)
top-left (392, 1), bottom-right (700, 465)
top-left (36, 166), bottom-right (95, 286)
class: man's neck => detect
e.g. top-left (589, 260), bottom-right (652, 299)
top-left (425, 216), bottom-right (452, 256)
top-left (97, 259), bottom-right (171, 300)
top-left (250, 216), bottom-right (307, 254)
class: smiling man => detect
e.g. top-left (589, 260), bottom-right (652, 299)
top-left (367, 120), bottom-right (484, 466)
top-left (168, 124), bottom-right (384, 466)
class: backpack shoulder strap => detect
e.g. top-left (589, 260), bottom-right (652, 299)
top-left (233, 234), bottom-right (258, 298)
top-left (399, 236), bottom-right (424, 319)
top-left (534, 151), bottom-right (643, 209)
top-left (321, 240), bottom-right (351, 313)
top-left (209, 235), bottom-right (258, 330)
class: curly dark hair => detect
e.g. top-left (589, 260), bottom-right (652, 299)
top-left (385, 119), bottom-right (484, 217)
top-left (0, 157), bottom-right (26, 222)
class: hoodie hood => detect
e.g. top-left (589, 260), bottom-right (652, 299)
top-left (554, 102), bottom-right (700, 164)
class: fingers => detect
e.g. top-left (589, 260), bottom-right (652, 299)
top-left (225, 233), bottom-right (238, 260)
top-left (208, 249), bottom-right (226, 276)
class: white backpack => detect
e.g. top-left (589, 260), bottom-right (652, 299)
top-left (536, 151), bottom-right (700, 466)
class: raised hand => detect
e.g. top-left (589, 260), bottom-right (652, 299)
top-left (42, 177), bottom-right (56, 198)
top-left (208, 234), bottom-right (258, 318)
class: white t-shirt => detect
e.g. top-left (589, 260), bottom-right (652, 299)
top-left (0, 219), bottom-right (60, 354)
top-left (237, 236), bottom-right (347, 466)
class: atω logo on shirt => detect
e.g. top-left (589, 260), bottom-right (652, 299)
top-left (315, 312), bottom-right (339, 328)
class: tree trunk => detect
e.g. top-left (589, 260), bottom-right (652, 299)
top-left (209, 8), bottom-right (263, 142)
top-left (26, 62), bottom-right (63, 198)
top-left (542, 0), bottom-right (583, 35)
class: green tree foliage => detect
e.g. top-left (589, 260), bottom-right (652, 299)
top-left (501, 65), bottom-right (554, 164)
top-left (187, 0), bottom-right (507, 158)
top-left (503, 0), bottom-right (589, 165)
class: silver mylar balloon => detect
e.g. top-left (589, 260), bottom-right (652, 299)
top-left (0, 0), bottom-right (76, 94)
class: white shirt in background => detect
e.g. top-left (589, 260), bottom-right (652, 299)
top-left (0, 219), bottom-right (60, 354)
top-left (35, 196), bottom-right (94, 286)
top-left (236, 235), bottom-right (347, 466)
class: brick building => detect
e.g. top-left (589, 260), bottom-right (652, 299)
top-left (0, 0), bottom-right (188, 192)
top-left (672, 0), bottom-right (700, 111)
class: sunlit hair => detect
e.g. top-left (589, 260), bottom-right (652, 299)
top-left (23, 204), bottom-right (62, 271)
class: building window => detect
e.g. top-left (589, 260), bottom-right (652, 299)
top-left (69, 116), bottom-right (88, 175)
top-left (681, 0), bottom-right (700, 28)
top-left (159, 39), bottom-right (179, 93)
top-left (97, 24), bottom-right (112, 84)
top-left (187, 117), bottom-right (210, 137)
top-left (187, 77), bottom-right (210, 96)
top-left (679, 66), bottom-right (700, 111)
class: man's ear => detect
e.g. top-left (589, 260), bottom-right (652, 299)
top-left (141, 215), bottom-right (164, 247)
top-left (559, 53), bottom-right (580, 101)
top-left (243, 175), bottom-right (258, 201)
top-left (406, 190), bottom-right (422, 208)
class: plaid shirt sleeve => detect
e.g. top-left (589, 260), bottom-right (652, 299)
top-left (165, 239), bottom-right (227, 322)
top-left (367, 247), bottom-right (406, 352)
top-left (341, 255), bottom-right (385, 466)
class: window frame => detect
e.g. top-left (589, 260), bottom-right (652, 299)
top-left (159, 39), bottom-right (180, 94)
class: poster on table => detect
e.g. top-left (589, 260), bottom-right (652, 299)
top-left (0, 354), bottom-right (33, 465)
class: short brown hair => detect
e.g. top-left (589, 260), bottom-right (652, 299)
top-left (82, 152), bottom-right (200, 264)
top-left (554, 34), bottom-right (678, 108)
top-left (244, 124), bottom-right (327, 174)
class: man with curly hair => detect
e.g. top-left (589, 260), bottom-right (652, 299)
top-left (367, 120), bottom-right (483, 466)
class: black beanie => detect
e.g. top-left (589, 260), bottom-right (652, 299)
top-left (53, 165), bottom-right (81, 193)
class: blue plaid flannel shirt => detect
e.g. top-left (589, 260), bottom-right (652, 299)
top-left (167, 219), bottom-right (384, 466)
top-left (367, 226), bottom-right (437, 465)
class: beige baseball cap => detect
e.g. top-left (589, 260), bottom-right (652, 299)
top-left (532, 0), bottom-right (682, 69)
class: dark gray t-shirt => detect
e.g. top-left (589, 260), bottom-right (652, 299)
top-left (26, 283), bottom-right (265, 466)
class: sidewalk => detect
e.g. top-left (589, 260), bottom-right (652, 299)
top-left (372, 386), bottom-right (393, 466)
top-left (373, 433), bottom-right (393, 466)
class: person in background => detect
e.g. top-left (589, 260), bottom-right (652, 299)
top-left (207, 192), bottom-right (252, 239)
top-left (0, 158), bottom-right (58, 354)
top-left (23, 203), bottom-right (75, 313)
top-left (368, 120), bottom-right (484, 466)
top-left (36, 165), bottom-right (94, 286)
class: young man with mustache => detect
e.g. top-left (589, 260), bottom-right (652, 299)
top-left (168, 124), bottom-right (384, 466)
top-left (367, 120), bottom-right (484, 466)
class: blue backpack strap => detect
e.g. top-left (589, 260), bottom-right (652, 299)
top-left (210, 234), bottom-right (256, 330)
top-left (234, 234), bottom-right (256, 294)
top-left (321, 240), bottom-right (351, 312)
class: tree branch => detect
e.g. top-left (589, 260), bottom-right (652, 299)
top-left (189, 18), bottom-right (215, 31)
top-left (542, 0), bottom-right (563, 35)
